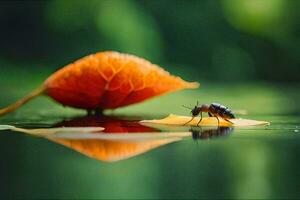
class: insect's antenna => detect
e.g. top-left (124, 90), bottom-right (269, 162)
top-left (196, 100), bottom-right (199, 106)
top-left (182, 105), bottom-right (192, 110)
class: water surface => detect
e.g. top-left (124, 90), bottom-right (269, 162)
top-left (0, 84), bottom-right (299, 199)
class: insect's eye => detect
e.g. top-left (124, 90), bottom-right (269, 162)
top-left (191, 109), bottom-right (197, 116)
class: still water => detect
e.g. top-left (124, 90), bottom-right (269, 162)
top-left (0, 85), bottom-right (300, 199)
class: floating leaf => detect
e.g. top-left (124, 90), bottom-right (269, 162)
top-left (0, 125), bottom-right (104, 136)
top-left (0, 51), bottom-right (199, 116)
top-left (0, 125), bottom-right (16, 131)
top-left (141, 114), bottom-right (270, 127)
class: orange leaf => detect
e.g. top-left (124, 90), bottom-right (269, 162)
top-left (0, 51), bottom-right (199, 116)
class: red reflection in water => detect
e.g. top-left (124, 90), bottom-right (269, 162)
top-left (50, 115), bottom-right (176, 162)
top-left (55, 115), bottom-right (159, 133)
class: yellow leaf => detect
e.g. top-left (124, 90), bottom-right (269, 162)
top-left (140, 114), bottom-right (269, 127)
top-left (0, 125), bottom-right (104, 136)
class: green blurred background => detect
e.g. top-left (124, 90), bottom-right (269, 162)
top-left (1, 1), bottom-right (300, 199)
top-left (1, 0), bottom-right (299, 83)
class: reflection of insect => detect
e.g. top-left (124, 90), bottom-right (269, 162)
top-left (191, 127), bottom-right (234, 140)
top-left (183, 102), bottom-right (235, 126)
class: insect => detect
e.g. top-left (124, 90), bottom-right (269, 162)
top-left (182, 102), bottom-right (235, 126)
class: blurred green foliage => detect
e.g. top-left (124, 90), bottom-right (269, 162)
top-left (0, 0), bottom-right (299, 83)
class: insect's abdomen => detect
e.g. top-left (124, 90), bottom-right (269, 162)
top-left (210, 103), bottom-right (235, 119)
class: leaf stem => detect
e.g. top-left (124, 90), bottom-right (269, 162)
top-left (0, 85), bottom-right (45, 116)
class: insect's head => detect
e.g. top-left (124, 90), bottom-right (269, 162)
top-left (183, 101), bottom-right (202, 117)
top-left (190, 100), bottom-right (200, 116)
top-left (191, 106), bottom-right (200, 116)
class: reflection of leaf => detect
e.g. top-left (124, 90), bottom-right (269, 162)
top-left (49, 115), bottom-right (190, 162)
top-left (48, 136), bottom-right (182, 162)
top-left (141, 114), bottom-right (270, 127)
top-left (0, 51), bottom-right (199, 116)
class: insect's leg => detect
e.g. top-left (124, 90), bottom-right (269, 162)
top-left (183, 117), bottom-right (195, 125)
top-left (224, 118), bottom-right (234, 124)
top-left (214, 115), bottom-right (220, 126)
top-left (197, 112), bottom-right (203, 127)
top-left (208, 112), bottom-right (213, 117)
